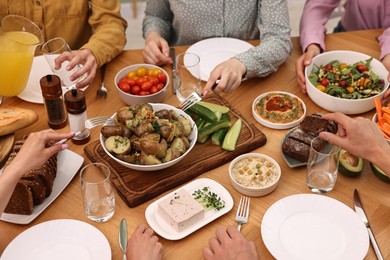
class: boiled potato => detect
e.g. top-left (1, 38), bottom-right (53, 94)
top-left (105, 135), bottom-right (131, 155)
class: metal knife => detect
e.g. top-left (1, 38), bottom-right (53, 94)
top-left (169, 47), bottom-right (178, 94)
top-left (119, 218), bottom-right (128, 260)
top-left (354, 189), bottom-right (384, 260)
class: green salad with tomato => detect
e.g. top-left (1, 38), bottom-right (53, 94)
top-left (308, 58), bottom-right (385, 99)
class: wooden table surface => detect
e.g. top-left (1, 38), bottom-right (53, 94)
top-left (1, 29), bottom-right (389, 260)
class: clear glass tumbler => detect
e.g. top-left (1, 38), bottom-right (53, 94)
top-left (175, 52), bottom-right (201, 102)
top-left (306, 136), bottom-right (340, 194)
top-left (80, 163), bottom-right (115, 222)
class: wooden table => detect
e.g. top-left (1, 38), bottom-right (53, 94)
top-left (1, 29), bottom-right (389, 260)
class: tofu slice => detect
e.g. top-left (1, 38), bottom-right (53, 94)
top-left (158, 189), bottom-right (205, 232)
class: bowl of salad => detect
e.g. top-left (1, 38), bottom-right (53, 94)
top-left (305, 50), bottom-right (389, 114)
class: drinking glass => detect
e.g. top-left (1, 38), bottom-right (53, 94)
top-left (0, 15), bottom-right (43, 105)
top-left (80, 163), bottom-right (115, 222)
top-left (306, 136), bottom-right (340, 194)
top-left (175, 52), bottom-right (201, 102)
top-left (41, 37), bottom-right (84, 88)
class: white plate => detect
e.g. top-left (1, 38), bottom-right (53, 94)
top-left (145, 178), bottom-right (233, 240)
top-left (18, 56), bottom-right (88, 104)
top-left (185, 38), bottom-right (253, 81)
top-left (1, 219), bottom-right (111, 260)
top-left (261, 194), bottom-right (369, 260)
top-left (0, 149), bottom-right (84, 224)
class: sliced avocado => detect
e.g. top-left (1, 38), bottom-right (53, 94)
top-left (338, 149), bottom-right (363, 177)
top-left (370, 162), bottom-right (390, 183)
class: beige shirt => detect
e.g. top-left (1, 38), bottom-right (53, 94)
top-left (0, 0), bottom-right (128, 67)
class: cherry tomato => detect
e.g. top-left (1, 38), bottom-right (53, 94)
top-left (127, 70), bottom-right (137, 79)
top-left (139, 90), bottom-right (150, 96)
top-left (150, 85), bottom-right (159, 94)
top-left (120, 77), bottom-right (136, 86)
top-left (136, 77), bottom-right (146, 86)
top-left (146, 75), bottom-right (159, 86)
top-left (356, 64), bottom-right (367, 73)
top-left (339, 80), bottom-right (347, 87)
top-left (156, 72), bottom-right (167, 84)
top-left (325, 64), bottom-right (333, 70)
top-left (157, 83), bottom-right (165, 91)
top-left (320, 78), bottom-right (329, 87)
top-left (131, 85), bottom-right (141, 95)
top-left (141, 81), bottom-right (152, 91)
top-left (151, 68), bottom-right (162, 76)
top-left (136, 66), bottom-right (148, 77)
top-left (118, 81), bottom-right (130, 93)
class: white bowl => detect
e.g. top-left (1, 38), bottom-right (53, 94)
top-left (100, 103), bottom-right (197, 171)
top-left (252, 91), bottom-right (306, 129)
top-left (229, 153), bottom-right (281, 197)
top-left (305, 50), bottom-right (389, 115)
top-left (114, 64), bottom-right (169, 105)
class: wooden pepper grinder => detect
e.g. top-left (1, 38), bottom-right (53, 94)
top-left (40, 74), bottom-right (67, 129)
top-left (64, 88), bottom-right (90, 145)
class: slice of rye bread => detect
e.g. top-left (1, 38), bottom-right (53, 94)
top-left (4, 182), bottom-right (34, 215)
top-left (282, 137), bottom-right (311, 163)
top-left (282, 114), bottom-right (338, 162)
top-left (21, 175), bottom-right (47, 205)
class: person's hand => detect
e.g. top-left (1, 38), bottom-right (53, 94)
top-left (7, 129), bottom-right (74, 178)
top-left (143, 32), bottom-right (171, 66)
top-left (203, 226), bottom-right (259, 260)
top-left (381, 53), bottom-right (390, 105)
top-left (296, 44), bottom-right (321, 93)
top-left (319, 113), bottom-right (389, 162)
top-left (126, 224), bottom-right (162, 260)
top-left (54, 49), bottom-right (97, 89)
top-left (203, 58), bottom-right (246, 96)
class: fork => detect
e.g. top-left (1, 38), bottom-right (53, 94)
top-left (177, 82), bottom-right (219, 111)
top-left (96, 64), bottom-right (108, 98)
top-left (235, 195), bottom-right (250, 232)
top-left (55, 116), bottom-right (111, 144)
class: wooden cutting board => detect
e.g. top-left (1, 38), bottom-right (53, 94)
top-left (84, 95), bottom-right (267, 207)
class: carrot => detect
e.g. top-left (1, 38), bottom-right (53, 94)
top-left (383, 112), bottom-right (390, 122)
top-left (381, 106), bottom-right (390, 116)
top-left (379, 117), bottom-right (387, 126)
top-left (378, 122), bottom-right (390, 137)
top-left (374, 98), bottom-right (383, 121)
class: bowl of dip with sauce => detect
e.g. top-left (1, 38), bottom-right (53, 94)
top-left (229, 153), bottom-right (281, 197)
top-left (252, 91), bottom-right (306, 129)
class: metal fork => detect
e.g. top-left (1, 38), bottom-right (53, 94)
top-left (177, 92), bottom-right (202, 111)
top-left (235, 195), bottom-right (250, 232)
top-left (96, 64), bottom-right (108, 98)
top-left (55, 116), bottom-right (111, 144)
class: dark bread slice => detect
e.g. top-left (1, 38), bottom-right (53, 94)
top-left (32, 167), bottom-right (54, 197)
top-left (4, 182), bottom-right (34, 215)
top-left (21, 174), bottom-right (47, 205)
top-left (282, 137), bottom-right (311, 162)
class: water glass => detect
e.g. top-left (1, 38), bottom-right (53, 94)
top-left (80, 163), bottom-right (115, 222)
top-left (175, 52), bottom-right (201, 102)
top-left (306, 136), bottom-right (340, 194)
top-left (41, 37), bottom-right (83, 88)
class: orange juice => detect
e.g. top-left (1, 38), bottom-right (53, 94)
top-left (0, 31), bottom-right (40, 97)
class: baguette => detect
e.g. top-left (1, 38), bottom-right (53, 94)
top-left (0, 106), bottom-right (38, 136)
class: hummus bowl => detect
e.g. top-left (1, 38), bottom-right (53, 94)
top-left (252, 91), bottom-right (306, 129)
top-left (229, 153), bottom-right (281, 197)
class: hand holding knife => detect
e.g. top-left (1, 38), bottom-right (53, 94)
top-left (354, 189), bottom-right (384, 260)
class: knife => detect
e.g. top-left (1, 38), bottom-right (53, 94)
top-left (169, 47), bottom-right (178, 94)
top-left (354, 189), bottom-right (384, 260)
top-left (119, 218), bottom-right (128, 260)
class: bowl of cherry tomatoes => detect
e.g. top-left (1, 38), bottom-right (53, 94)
top-left (115, 64), bottom-right (169, 105)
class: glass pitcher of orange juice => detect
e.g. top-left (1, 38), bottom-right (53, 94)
top-left (0, 15), bottom-right (43, 104)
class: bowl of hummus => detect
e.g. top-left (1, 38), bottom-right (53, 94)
top-left (229, 153), bottom-right (281, 197)
top-left (252, 91), bottom-right (306, 129)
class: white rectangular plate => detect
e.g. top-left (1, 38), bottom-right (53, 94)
top-left (145, 178), bottom-right (233, 240)
top-left (0, 149), bottom-right (84, 224)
